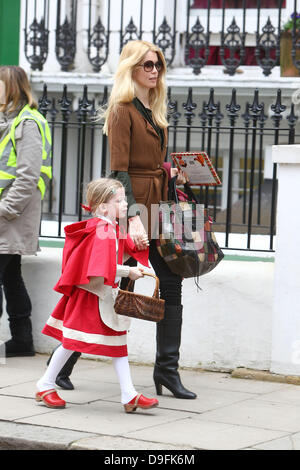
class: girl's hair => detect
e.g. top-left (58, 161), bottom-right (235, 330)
top-left (85, 177), bottom-right (123, 214)
top-left (101, 40), bottom-right (168, 134)
top-left (0, 66), bottom-right (38, 113)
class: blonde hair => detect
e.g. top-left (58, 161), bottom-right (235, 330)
top-left (85, 178), bottom-right (123, 215)
top-left (0, 66), bottom-right (38, 113)
top-left (101, 40), bottom-right (168, 134)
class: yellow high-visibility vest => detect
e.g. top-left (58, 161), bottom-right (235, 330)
top-left (0, 104), bottom-right (52, 199)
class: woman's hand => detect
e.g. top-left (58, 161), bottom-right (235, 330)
top-left (129, 266), bottom-right (144, 280)
top-left (170, 167), bottom-right (189, 185)
top-left (128, 215), bottom-right (149, 250)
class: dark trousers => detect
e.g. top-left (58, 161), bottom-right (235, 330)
top-left (121, 240), bottom-right (182, 306)
top-left (0, 254), bottom-right (32, 322)
top-left (122, 241), bottom-right (194, 397)
top-left (148, 240), bottom-right (182, 305)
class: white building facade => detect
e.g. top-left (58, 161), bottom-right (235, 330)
top-left (17, 0), bottom-right (300, 237)
top-left (1, 1), bottom-right (300, 373)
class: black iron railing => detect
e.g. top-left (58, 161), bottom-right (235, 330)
top-left (38, 84), bottom-right (299, 251)
top-left (23, 0), bottom-right (297, 76)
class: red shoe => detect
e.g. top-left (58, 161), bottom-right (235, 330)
top-left (124, 393), bottom-right (159, 413)
top-left (35, 389), bottom-right (66, 409)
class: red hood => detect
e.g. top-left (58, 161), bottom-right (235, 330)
top-left (62, 218), bottom-right (100, 271)
top-left (54, 217), bottom-right (149, 297)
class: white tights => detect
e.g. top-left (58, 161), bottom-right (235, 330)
top-left (36, 345), bottom-right (137, 405)
top-left (36, 345), bottom-right (73, 392)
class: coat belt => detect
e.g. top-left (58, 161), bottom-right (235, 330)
top-left (129, 166), bottom-right (169, 201)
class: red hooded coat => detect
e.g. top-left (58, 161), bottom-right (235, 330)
top-left (42, 218), bottom-right (149, 357)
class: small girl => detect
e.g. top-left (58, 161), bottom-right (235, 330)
top-left (35, 177), bottom-right (158, 413)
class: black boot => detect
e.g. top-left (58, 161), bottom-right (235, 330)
top-left (153, 305), bottom-right (197, 399)
top-left (5, 317), bottom-right (35, 357)
top-left (47, 346), bottom-right (81, 390)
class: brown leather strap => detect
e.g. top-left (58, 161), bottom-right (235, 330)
top-left (40, 389), bottom-right (55, 399)
top-left (134, 393), bottom-right (141, 406)
top-left (143, 273), bottom-right (160, 299)
top-left (126, 273), bottom-right (160, 299)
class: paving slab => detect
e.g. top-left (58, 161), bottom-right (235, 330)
top-left (0, 379), bottom-right (122, 405)
top-left (1, 354), bottom-right (300, 450)
top-left (198, 398), bottom-right (300, 433)
top-left (0, 421), bottom-right (96, 450)
top-left (181, 370), bottom-right (290, 394)
top-left (125, 415), bottom-right (288, 451)
top-left (251, 432), bottom-right (300, 450)
top-left (71, 435), bottom-right (194, 451)
top-left (72, 361), bottom-right (156, 388)
top-left (254, 385), bottom-right (300, 407)
top-left (16, 399), bottom-right (191, 436)
top-left (143, 385), bottom-right (255, 414)
top-left (0, 395), bottom-right (57, 421)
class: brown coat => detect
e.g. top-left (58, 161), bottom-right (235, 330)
top-left (108, 102), bottom-right (169, 239)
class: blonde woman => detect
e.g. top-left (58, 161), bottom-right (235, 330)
top-left (104, 40), bottom-right (197, 400)
top-left (0, 66), bottom-right (51, 358)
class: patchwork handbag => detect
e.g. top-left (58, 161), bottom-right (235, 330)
top-left (114, 273), bottom-right (165, 322)
top-left (156, 177), bottom-right (224, 279)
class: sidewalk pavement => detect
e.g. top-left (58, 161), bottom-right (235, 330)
top-left (1, 354), bottom-right (300, 451)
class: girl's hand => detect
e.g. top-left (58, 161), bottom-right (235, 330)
top-left (170, 167), bottom-right (189, 185)
top-left (129, 267), bottom-right (144, 280)
top-left (128, 215), bottom-right (149, 250)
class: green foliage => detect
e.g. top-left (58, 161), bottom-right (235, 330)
top-left (282, 13), bottom-right (300, 32)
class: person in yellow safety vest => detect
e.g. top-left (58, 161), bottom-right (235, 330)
top-left (0, 66), bottom-right (52, 357)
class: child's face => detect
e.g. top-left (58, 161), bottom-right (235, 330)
top-left (100, 187), bottom-right (128, 220)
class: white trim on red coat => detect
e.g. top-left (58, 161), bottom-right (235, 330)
top-left (46, 317), bottom-right (127, 347)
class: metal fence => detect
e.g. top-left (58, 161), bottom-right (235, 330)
top-left (23, 0), bottom-right (296, 77)
top-left (38, 84), bottom-right (299, 252)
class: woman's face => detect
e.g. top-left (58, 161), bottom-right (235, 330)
top-left (133, 51), bottom-right (162, 91)
top-left (0, 80), bottom-right (6, 105)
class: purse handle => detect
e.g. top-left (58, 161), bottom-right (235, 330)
top-left (169, 176), bottom-right (200, 204)
top-left (125, 273), bottom-right (160, 299)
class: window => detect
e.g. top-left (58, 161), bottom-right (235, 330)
top-left (188, 0), bottom-right (284, 68)
top-left (191, 0), bottom-right (286, 7)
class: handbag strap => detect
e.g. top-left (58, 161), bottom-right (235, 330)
top-left (168, 176), bottom-right (179, 203)
top-left (183, 182), bottom-right (200, 204)
top-left (169, 176), bottom-right (200, 204)
top-left (125, 273), bottom-right (160, 299)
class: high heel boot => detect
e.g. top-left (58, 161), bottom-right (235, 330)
top-left (153, 305), bottom-right (197, 399)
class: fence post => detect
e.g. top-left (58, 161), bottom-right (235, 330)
top-left (271, 144), bottom-right (300, 376)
